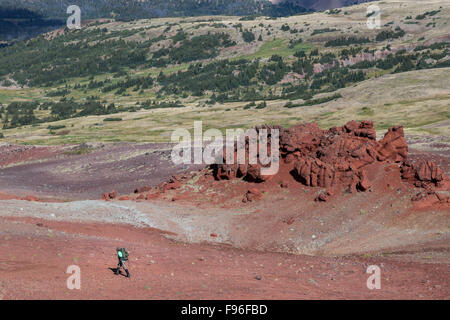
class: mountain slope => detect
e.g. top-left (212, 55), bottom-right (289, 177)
top-left (0, 0), bottom-right (376, 41)
top-left (271, 0), bottom-right (376, 11)
top-left (0, 7), bottom-right (63, 42)
top-left (2, 0), bottom-right (376, 20)
top-left (2, 0), bottom-right (295, 19)
top-left (0, 0), bottom-right (448, 145)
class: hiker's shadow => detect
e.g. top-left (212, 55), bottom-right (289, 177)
top-left (108, 267), bottom-right (128, 277)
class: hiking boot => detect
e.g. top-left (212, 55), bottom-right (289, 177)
top-left (125, 270), bottom-right (130, 278)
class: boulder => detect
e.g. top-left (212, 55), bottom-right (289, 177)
top-left (315, 190), bottom-right (333, 202)
top-left (245, 164), bottom-right (273, 182)
top-left (280, 181), bottom-right (289, 188)
top-left (376, 126), bottom-right (408, 162)
top-left (136, 194), bottom-right (145, 200)
top-left (401, 160), bottom-right (447, 187)
top-left (357, 170), bottom-right (371, 191)
top-left (279, 123), bottom-right (323, 155)
top-left (344, 120), bottom-right (376, 140)
top-left (134, 186), bottom-right (152, 194)
top-left (102, 191), bottom-right (117, 200)
top-left (243, 188), bottom-right (263, 203)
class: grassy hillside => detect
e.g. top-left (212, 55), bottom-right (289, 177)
top-left (0, 0), bottom-right (449, 145)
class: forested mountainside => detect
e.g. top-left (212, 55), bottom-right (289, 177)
top-left (0, 0), bottom-right (448, 145)
top-left (1, 0), bottom-right (376, 20)
top-left (0, 0), bottom-right (375, 41)
top-left (0, 7), bottom-right (63, 41)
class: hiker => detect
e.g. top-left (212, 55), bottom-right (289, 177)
top-left (115, 247), bottom-right (130, 278)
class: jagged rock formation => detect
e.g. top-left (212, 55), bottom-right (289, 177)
top-left (119, 121), bottom-right (448, 207)
top-left (210, 120), bottom-right (449, 203)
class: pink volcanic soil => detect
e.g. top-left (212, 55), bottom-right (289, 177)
top-left (0, 142), bottom-right (202, 201)
top-left (0, 216), bottom-right (448, 299)
top-left (0, 121), bottom-right (449, 300)
top-left (0, 144), bottom-right (63, 167)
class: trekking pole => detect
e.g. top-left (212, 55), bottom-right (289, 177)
top-left (127, 250), bottom-right (131, 276)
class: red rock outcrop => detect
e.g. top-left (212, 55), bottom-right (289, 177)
top-left (118, 121), bottom-right (447, 206)
top-left (376, 126), bottom-right (408, 162)
top-left (209, 120), bottom-right (448, 203)
top-left (211, 125), bottom-right (279, 183)
top-left (401, 160), bottom-right (450, 205)
top-left (160, 176), bottom-right (182, 193)
top-left (213, 121), bottom-right (402, 189)
top-left (411, 190), bottom-right (450, 207)
top-left (293, 157), bottom-right (334, 188)
top-left (102, 190), bottom-right (117, 201)
top-left (134, 186), bottom-right (152, 194)
top-left (279, 123), bottom-right (323, 156)
top-left (401, 160), bottom-right (447, 188)
top-left (315, 190), bottom-right (334, 202)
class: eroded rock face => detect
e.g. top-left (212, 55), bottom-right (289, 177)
top-left (211, 126), bottom-right (279, 183)
top-left (212, 120), bottom-right (410, 192)
top-left (293, 157), bottom-right (334, 188)
top-left (411, 190), bottom-right (450, 207)
top-left (279, 123), bottom-right (323, 155)
top-left (119, 120), bottom-right (447, 207)
top-left (401, 159), bottom-right (450, 206)
top-left (357, 170), bottom-right (372, 192)
top-left (344, 120), bottom-right (377, 140)
top-left (401, 160), bottom-right (445, 186)
top-left (208, 120), bottom-right (449, 204)
top-left (376, 126), bottom-right (408, 162)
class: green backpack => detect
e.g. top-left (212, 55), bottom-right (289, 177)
top-left (119, 248), bottom-right (129, 261)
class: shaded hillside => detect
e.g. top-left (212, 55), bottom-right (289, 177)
top-left (0, 7), bottom-right (63, 41)
top-left (272, 0), bottom-right (376, 11)
top-left (1, 0), bottom-right (306, 20)
top-left (0, 0), bottom-right (448, 146)
top-left (0, 0), bottom-right (377, 41)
